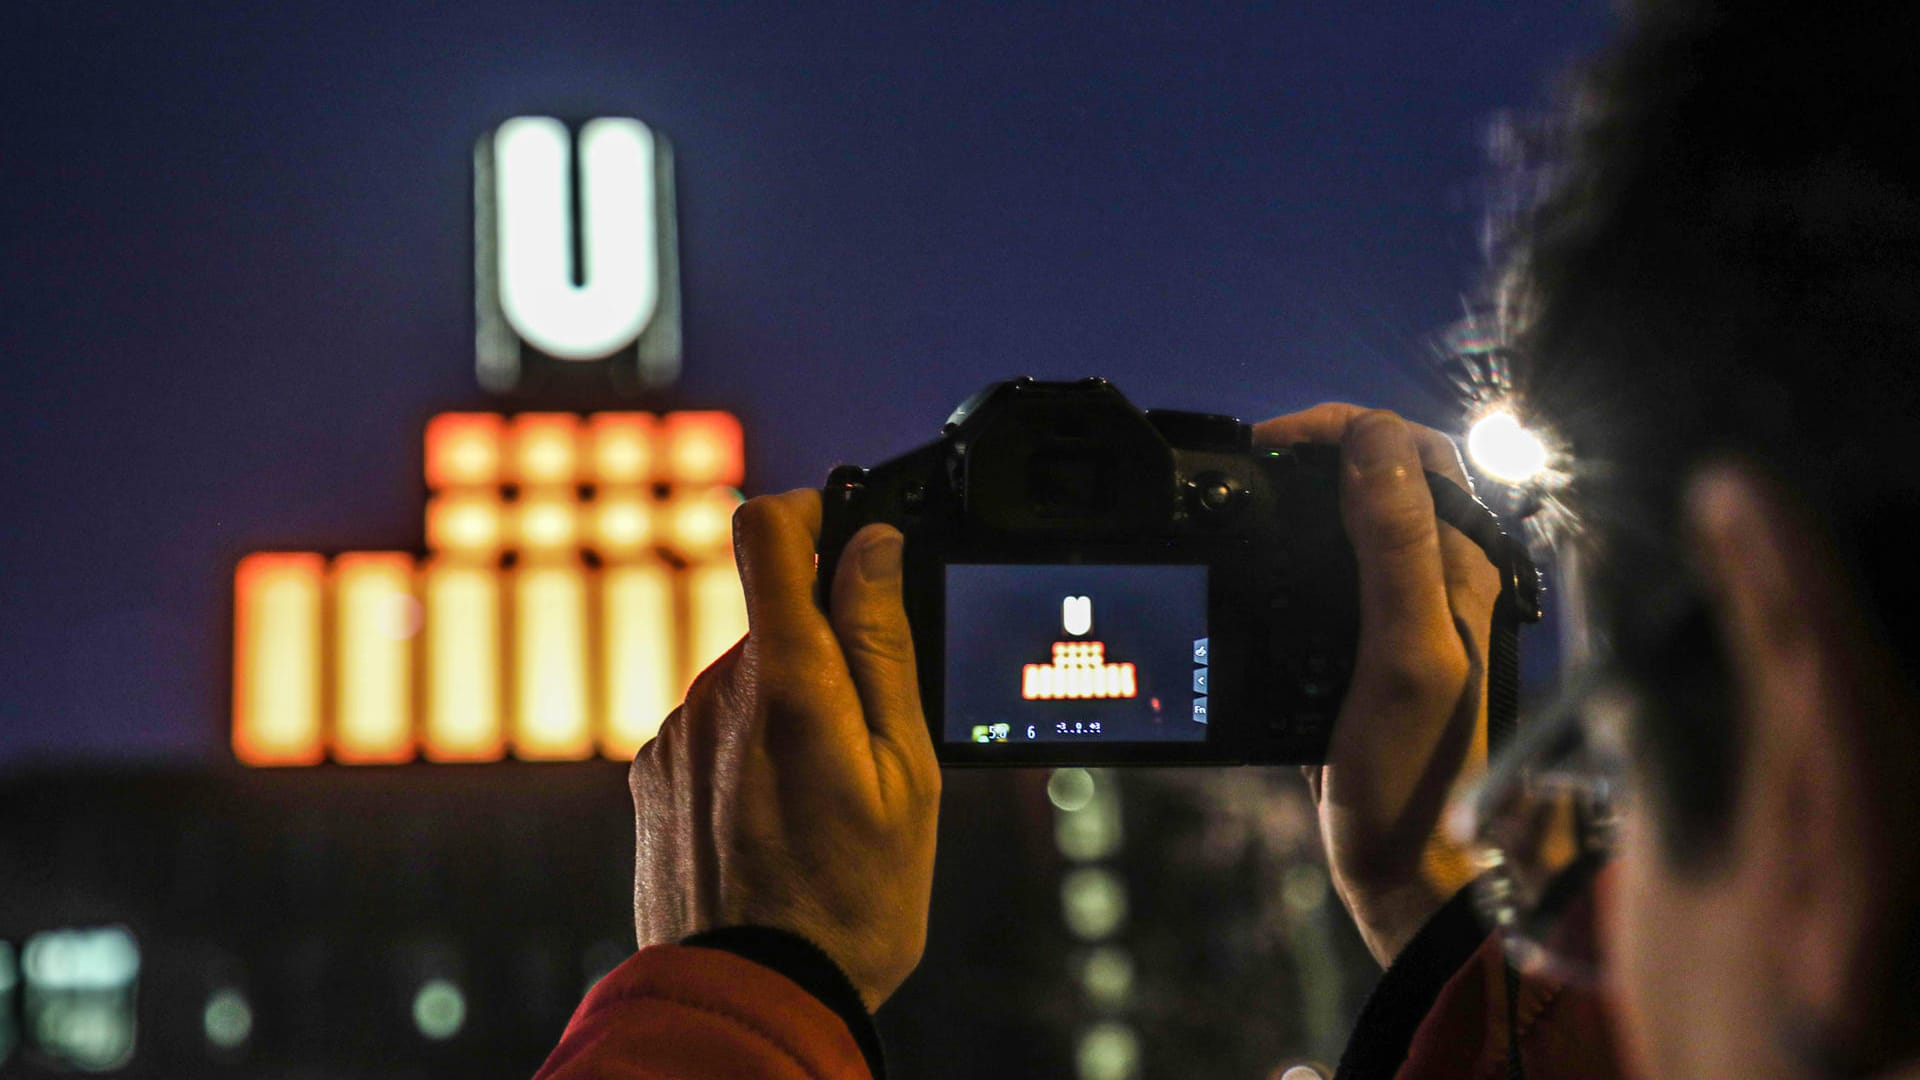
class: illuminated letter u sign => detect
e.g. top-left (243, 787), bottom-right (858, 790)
top-left (476, 116), bottom-right (682, 392)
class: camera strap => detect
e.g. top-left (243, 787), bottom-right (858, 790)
top-left (1422, 471), bottom-right (1542, 758)
top-left (1425, 473), bottom-right (1540, 1080)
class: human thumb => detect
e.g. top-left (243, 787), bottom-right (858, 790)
top-left (828, 525), bottom-right (924, 742)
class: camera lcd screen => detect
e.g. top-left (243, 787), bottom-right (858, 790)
top-left (943, 563), bottom-right (1210, 745)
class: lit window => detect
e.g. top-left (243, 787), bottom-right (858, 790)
top-left (1076, 1021), bottom-right (1141, 1080)
top-left (683, 560), bottom-right (747, 694)
top-left (422, 562), bottom-right (505, 762)
top-left (601, 562), bottom-right (676, 758)
top-left (587, 412), bottom-right (657, 485)
top-left (588, 491), bottom-right (654, 559)
top-left (411, 979), bottom-right (466, 1041)
top-left (509, 413), bottom-right (581, 487)
top-left (513, 491), bottom-right (579, 554)
top-left (233, 553), bottom-right (326, 767)
top-left (662, 412), bottom-right (744, 487)
top-left (331, 553), bottom-right (417, 764)
top-left (511, 561), bottom-right (594, 760)
top-left (202, 988), bottom-right (252, 1052)
top-left (426, 493), bottom-right (504, 559)
top-left (662, 488), bottom-right (740, 558)
top-left (425, 413), bottom-right (504, 490)
top-left (1, 941), bottom-right (16, 1067)
top-left (21, 927), bottom-right (139, 1073)
top-left (1061, 867), bottom-right (1128, 941)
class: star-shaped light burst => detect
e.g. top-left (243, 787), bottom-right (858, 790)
top-left (1433, 312), bottom-right (1578, 550)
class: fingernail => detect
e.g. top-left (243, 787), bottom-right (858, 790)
top-left (1347, 413), bottom-right (1412, 479)
top-left (857, 531), bottom-right (903, 583)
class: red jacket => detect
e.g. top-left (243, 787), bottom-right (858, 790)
top-left (535, 944), bottom-right (873, 1080)
top-left (535, 900), bottom-right (1628, 1079)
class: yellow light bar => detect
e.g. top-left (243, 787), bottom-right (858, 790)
top-left (235, 407), bottom-right (752, 766)
top-left (511, 560), bottom-right (594, 760)
top-left (587, 489), bottom-right (654, 559)
top-left (513, 489), bottom-right (579, 554)
top-left (662, 488), bottom-right (740, 559)
top-left (425, 413), bottom-right (504, 490)
top-left (601, 560), bottom-right (677, 758)
top-left (233, 553), bottom-right (326, 767)
top-left (509, 413), bottom-right (581, 487)
top-left (662, 411), bottom-right (744, 487)
top-left (331, 553), bottom-right (418, 764)
top-left (426, 492), bottom-right (504, 559)
top-left (587, 412), bottom-right (657, 485)
top-left (684, 557), bottom-right (748, 694)
top-left (421, 561), bottom-right (504, 762)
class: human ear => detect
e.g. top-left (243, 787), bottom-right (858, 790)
top-left (1682, 461), bottom-right (1881, 1055)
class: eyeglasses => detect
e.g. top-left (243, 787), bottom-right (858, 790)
top-left (1448, 670), bottom-right (1639, 984)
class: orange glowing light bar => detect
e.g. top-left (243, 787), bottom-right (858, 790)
top-left (600, 561), bottom-right (677, 757)
top-left (511, 560), bottom-right (595, 760)
top-left (662, 411), bottom-right (744, 487)
top-left (1022, 641), bottom-right (1138, 700)
top-left (663, 488), bottom-right (740, 558)
top-left (421, 561), bottom-right (505, 761)
top-left (426, 492), bottom-right (504, 559)
top-left (233, 553), bottom-right (327, 766)
top-left (426, 413), bottom-right (504, 489)
top-left (331, 553), bottom-right (417, 764)
top-left (509, 413), bottom-right (581, 487)
top-left (588, 412), bottom-right (658, 485)
top-left (684, 558), bottom-right (749, 693)
top-left (588, 491), bottom-right (654, 558)
top-left (513, 490), bottom-right (579, 554)
top-left (234, 407), bottom-right (750, 766)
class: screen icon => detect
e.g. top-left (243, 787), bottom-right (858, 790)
top-left (1192, 698), bottom-right (1209, 725)
top-left (1192, 669), bottom-right (1209, 694)
top-left (1062, 595), bottom-right (1093, 637)
top-left (1193, 637), bottom-right (1209, 665)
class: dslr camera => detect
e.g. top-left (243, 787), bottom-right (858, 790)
top-left (818, 378), bottom-right (1537, 766)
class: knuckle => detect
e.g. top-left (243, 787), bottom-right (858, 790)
top-left (1368, 646), bottom-right (1470, 707)
top-left (731, 495), bottom-right (779, 546)
top-left (1367, 500), bottom-right (1439, 558)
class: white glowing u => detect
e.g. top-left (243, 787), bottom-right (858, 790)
top-left (1062, 595), bottom-right (1092, 637)
top-left (493, 118), bottom-right (659, 361)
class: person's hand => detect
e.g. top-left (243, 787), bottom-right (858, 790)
top-left (1252, 406), bottom-right (1502, 965)
top-left (629, 489), bottom-right (941, 1011)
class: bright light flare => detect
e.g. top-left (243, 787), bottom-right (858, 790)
top-left (1466, 410), bottom-right (1550, 485)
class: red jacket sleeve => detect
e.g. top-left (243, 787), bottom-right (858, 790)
top-left (1398, 932), bottom-right (1627, 1079)
top-left (533, 945), bottom-right (874, 1080)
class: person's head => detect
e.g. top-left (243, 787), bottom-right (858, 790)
top-left (1497, 2), bottom-right (1920, 1076)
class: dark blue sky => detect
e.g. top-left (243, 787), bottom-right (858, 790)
top-left (0, 4), bottom-right (1611, 769)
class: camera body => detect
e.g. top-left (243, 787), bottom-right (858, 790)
top-left (819, 377), bottom-right (1527, 766)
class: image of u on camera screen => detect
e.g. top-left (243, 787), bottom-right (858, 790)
top-left (943, 563), bottom-right (1211, 745)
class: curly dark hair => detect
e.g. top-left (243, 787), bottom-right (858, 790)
top-left (1496, 0), bottom-right (1920, 1047)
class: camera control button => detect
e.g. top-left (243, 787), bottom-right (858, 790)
top-left (1188, 472), bottom-right (1243, 515)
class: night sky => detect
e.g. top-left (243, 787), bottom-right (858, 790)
top-left (1, 4), bottom-right (1611, 769)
